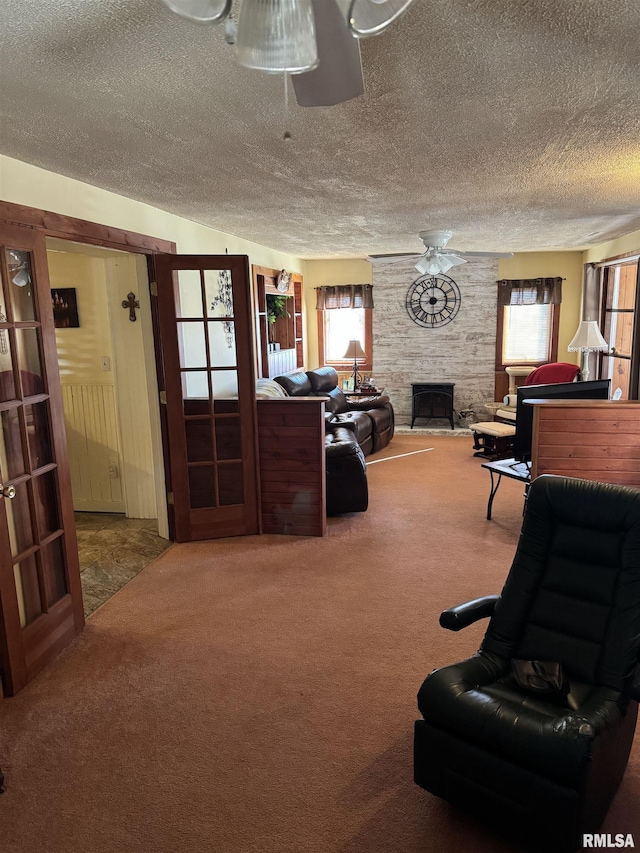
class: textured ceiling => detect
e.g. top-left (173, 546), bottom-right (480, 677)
top-left (1, 0), bottom-right (639, 258)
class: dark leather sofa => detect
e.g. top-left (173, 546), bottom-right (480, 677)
top-left (275, 366), bottom-right (394, 456)
top-left (325, 426), bottom-right (368, 515)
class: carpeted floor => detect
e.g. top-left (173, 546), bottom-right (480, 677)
top-left (0, 435), bottom-right (638, 852)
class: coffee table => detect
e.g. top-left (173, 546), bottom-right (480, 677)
top-left (481, 457), bottom-right (531, 520)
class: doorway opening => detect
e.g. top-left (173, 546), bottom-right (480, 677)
top-left (46, 238), bottom-right (171, 616)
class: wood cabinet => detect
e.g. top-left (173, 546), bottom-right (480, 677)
top-left (252, 265), bottom-right (304, 379)
top-left (530, 399), bottom-right (640, 487)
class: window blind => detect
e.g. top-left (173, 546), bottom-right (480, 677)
top-left (502, 304), bottom-right (553, 363)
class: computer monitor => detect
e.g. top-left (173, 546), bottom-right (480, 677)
top-left (513, 379), bottom-right (611, 462)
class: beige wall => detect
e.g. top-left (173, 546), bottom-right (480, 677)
top-left (0, 155), bottom-right (304, 272)
top-left (497, 252), bottom-right (584, 365)
top-left (301, 259), bottom-right (373, 369)
top-left (583, 228), bottom-right (640, 264)
top-left (48, 251), bottom-right (114, 385)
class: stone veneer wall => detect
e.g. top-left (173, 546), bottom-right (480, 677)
top-left (371, 258), bottom-right (498, 425)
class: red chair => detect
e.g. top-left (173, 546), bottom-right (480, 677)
top-left (524, 362), bottom-right (580, 386)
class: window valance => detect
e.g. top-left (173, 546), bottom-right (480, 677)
top-left (497, 277), bottom-right (562, 306)
top-left (315, 284), bottom-right (374, 310)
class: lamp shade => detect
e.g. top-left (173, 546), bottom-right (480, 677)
top-left (567, 320), bottom-right (609, 352)
top-left (343, 339), bottom-right (367, 360)
top-left (235, 0), bottom-right (319, 73)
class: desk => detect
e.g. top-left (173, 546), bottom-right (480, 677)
top-left (481, 457), bottom-right (531, 520)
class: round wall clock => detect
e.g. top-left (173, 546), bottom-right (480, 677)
top-left (406, 273), bottom-right (461, 328)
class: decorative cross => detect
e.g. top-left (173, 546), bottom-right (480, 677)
top-left (122, 292), bottom-right (140, 322)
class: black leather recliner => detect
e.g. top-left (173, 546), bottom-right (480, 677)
top-left (415, 475), bottom-right (640, 853)
top-left (325, 426), bottom-right (368, 515)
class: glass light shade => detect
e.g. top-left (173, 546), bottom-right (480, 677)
top-left (161, 0), bottom-right (233, 24)
top-left (235, 0), bottom-right (319, 74)
top-left (415, 254), bottom-right (442, 275)
top-left (336, 0), bottom-right (416, 37)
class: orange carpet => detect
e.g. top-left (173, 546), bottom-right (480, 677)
top-left (0, 435), bottom-right (638, 852)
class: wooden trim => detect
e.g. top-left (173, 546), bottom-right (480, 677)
top-left (593, 249), bottom-right (640, 266)
top-left (0, 201), bottom-right (175, 255)
top-left (494, 300), bottom-right (560, 373)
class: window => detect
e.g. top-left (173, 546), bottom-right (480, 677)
top-left (502, 303), bottom-right (554, 364)
top-left (317, 307), bottom-right (372, 372)
top-left (599, 259), bottom-right (639, 400)
top-left (325, 307), bottom-right (364, 361)
top-left (495, 277), bottom-right (561, 379)
top-left (495, 279), bottom-right (561, 382)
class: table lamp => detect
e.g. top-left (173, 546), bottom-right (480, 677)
top-left (343, 339), bottom-right (366, 391)
top-left (567, 319), bottom-right (609, 382)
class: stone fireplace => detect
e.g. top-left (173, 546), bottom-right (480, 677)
top-left (371, 257), bottom-right (498, 425)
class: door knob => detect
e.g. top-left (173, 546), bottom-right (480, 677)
top-left (0, 484), bottom-right (16, 499)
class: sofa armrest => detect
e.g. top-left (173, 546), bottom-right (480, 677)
top-left (439, 595), bottom-right (499, 631)
top-left (347, 395), bottom-right (391, 411)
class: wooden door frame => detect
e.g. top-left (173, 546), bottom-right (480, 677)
top-left (0, 201), bottom-right (176, 537)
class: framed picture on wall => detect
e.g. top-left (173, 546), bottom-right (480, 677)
top-left (51, 288), bottom-right (80, 328)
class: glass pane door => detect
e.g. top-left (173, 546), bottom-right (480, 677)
top-left (155, 254), bottom-right (259, 542)
top-left (0, 225), bottom-right (84, 696)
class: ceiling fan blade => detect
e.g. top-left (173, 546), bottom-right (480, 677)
top-left (451, 250), bottom-right (515, 258)
top-left (293, 0), bottom-right (364, 107)
top-left (443, 254), bottom-right (467, 267)
top-left (368, 253), bottom-right (420, 264)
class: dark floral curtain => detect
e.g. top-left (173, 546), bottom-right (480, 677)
top-left (315, 284), bottom-right (374, 310)
top-left (497, 277), bottom-right (562, 306)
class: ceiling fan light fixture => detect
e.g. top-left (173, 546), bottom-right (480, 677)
top-left (337, 0), bottom-right (417, 37)
top-left (414, 252), bottom-right (466, 275)
top-left (160, 0), bottom-right (233, 24)
top-left (235, 0), bottom-right (319, 73)
top-left (415, 254), bottom-right (440, 275)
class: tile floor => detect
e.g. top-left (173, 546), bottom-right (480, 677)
top-left (75, 512), bottom-right (172, 617)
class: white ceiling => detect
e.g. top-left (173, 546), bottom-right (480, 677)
top-left (1, 0), bottom-right (639, 258)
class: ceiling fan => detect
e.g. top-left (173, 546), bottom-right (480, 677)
top-left (159, 0), bottom-right (416, 107)
top-left (369, 230), bottom-right (514, 275)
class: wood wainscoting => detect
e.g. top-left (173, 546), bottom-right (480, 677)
top-left (257, 398), bottom-right (326, 537)
top-left (530, 400), bottom-right (640, 486)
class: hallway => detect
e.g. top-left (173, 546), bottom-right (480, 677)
top-left (76, 513), bottom-right (171, 616)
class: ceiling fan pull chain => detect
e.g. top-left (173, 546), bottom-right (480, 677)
top-left (283, 72), bottom-right (292, 141)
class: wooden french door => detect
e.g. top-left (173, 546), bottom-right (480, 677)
top-left (0, 225), bottom-right (84, 696)
top-left (155, 254), bottom-right (260, 542)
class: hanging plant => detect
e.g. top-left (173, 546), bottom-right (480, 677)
top-left (266, 294), bottom-right (291, 325)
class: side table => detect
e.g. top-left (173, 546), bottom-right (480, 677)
top-left (481, 457), bottom-right (531, 520)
